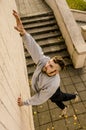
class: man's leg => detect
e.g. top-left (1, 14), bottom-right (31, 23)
top-left (50, 87), bottom-right (67, 109)
top-left (54, 100), bottom-right (66, 109)
top-left (50, 87), bottom-right (77, 116)
top-left (50, 88), bottom-right (67, 116)
top-left (60, 90), bottom-right (76, 102)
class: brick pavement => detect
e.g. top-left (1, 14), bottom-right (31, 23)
top-left (32, 65), bottom-right (86, 130)
top-left (15, 0), bottom-right (86, 129)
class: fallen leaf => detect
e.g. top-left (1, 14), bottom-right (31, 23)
top-left (52, 126), bottom-right (55, 130)
top-left (33, 111), bottom-right (37, 115)
top-left (78, 124), bottom-right (81, 128)
top-left (64, 115), bottom-right (68, 118)
top-left (73, 115), bottom-right (77, 120)
top-left (59, 115), bottom-right (62, 118)
top-left (74, 122), bottom-right (77, 125)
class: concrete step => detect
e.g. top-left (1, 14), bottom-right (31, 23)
top-left (43, 44), bottom-right (66, 54)
top-left (24, 19), bottom-right (57, 29)
top-left (21, 11), bottom-right (53, 23)
top-left (27, 65), bottom-right (36, 76)
top-left (32, 31), bottom-right (61, 41)
top-left (37, 37), bottom-right (64, 47)
top-left (26, 50), bottom-right (70, 67)
top-left (24, 36), bottom-right (64, 58)
top-left (27, 25), bottom-right (58, 35)
top-left (22, 15), bottom-right (55, 26)
top-left (25, 42), bottom-right (66, 58)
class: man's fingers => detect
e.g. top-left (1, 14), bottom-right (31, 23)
top-left (13, 10), bottom-right (20, 21)
top-left (14, 26), bottom-right (18, 30)
top-left (13, 10), bottom-right (18, 16)
top-left (14, 26), bottom-right (19, 31)
top-left (17, 98), bottom-right (21, 104)
top-left (18, 97), bottom-right (21, 100)
top-left (17, 96), bottom-right (21, 101)
top-left (13, 10), bottom-right (17, 14)
top-left (17, 97), bottom-right (23, 107)
top-left (14, 26), bottom-right (22, 32)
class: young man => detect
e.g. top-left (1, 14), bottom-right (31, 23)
top-left (13, 10), bottom-right (78, 116)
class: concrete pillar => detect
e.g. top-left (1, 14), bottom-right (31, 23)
top-left (81, 25), bottom-right (86, 41)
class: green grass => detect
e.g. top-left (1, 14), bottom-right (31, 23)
top-left (66, 0), bottom-right (86, 11)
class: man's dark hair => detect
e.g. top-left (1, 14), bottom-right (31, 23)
top-left (52, 56), bottom-right (65, 70)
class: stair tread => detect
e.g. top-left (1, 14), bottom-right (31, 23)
top-left (32, 31), bottom-right (61, 40)
top-left (27, 66), bottom-right (36, 75)
top-left (24, 20), bottom-right (57, 29)
top-left (24, 36), bottom-right (64, 51)
top-left (43, 44), bottom-right (66, 53)
top-left (27, 25), bottom-right (58, 34)
top-left (21, 13), bottom-right (54, 23)
top-left (22, 16), bottom-right (55, 24)
top-left (26, 50), bottom-right (70, 66)
top-left (25, 44), bottom-right (66, 58)
top-left (37, 37), bottom-right (64, 46)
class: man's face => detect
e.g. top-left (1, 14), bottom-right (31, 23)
top-left (42, 59), bottom-right (61, 76)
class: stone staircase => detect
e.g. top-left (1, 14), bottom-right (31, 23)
top-left (21, 11), bottom-right (72, 77)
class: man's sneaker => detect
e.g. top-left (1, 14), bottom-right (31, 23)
top-left (61, 106), bottom-right (68, 117)
top-left (74, 92), bottom-right (79, 102)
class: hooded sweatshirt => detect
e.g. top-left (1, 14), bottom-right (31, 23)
top-left (22, 33), bottom-right (60, 106)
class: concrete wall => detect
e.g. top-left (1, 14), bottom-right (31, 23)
top-left (0, 0), bottom-right (34, 130)
top-left (71, 9), bottom-right (86, 41)
top-left (71, 9), bottom-right (86, 22)
top-left (45, 0), bottom-right (86, 68)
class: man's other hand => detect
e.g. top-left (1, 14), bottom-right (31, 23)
top-left (17, 96), bottom-right (24, 107)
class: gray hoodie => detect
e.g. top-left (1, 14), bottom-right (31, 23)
top-left (23, 33), bottom-right (60, 106)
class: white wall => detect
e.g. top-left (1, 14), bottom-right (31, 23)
top-left (0, 0), bottom-right (34, 130)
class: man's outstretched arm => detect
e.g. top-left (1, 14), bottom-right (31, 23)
top-left (13, 10), bottom-right (45, 64)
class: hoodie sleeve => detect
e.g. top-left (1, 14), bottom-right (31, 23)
top-left (23, 84), bottom-right (57, 106)
top-left (22, 33), bottom-right (44, 64)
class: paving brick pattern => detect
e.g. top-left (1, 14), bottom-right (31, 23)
top-left (15, 0), bottom-right (86, 129)
top-left (32, 66), bottom-right (86, 130)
